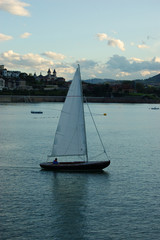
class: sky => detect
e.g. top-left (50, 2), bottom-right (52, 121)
top-left (0, 0), bottom-right (160, 81)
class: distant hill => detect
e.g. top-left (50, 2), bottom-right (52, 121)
top-left (144, 73), bottom-right (160, 84)
top-left (84, 78), bottom-right (115, 84)
top-left (134, 73), bottom-right (160, 85)
top-left (83, 73), bottom-right (160, 86)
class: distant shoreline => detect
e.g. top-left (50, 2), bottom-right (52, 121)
top-left (0, 95), bottom-right (160, 104)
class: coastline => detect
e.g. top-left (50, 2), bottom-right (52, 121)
top-left (0, 95), bottom-right (160, 104)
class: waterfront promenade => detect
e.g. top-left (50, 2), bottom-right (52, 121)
top-left (0, 95), bottom-right (160, 103)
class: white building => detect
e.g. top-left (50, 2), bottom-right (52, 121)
top-left (3, 70), bottom-right (21, 78)
top-left (0, 65), bottom-right (21, 78)
top-left (0, 78), bottom-right (5, 90)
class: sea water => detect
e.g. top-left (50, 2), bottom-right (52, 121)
top-left (0, 103), bottom-right (160, 240)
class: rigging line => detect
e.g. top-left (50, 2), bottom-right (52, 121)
top-left (89, 151), bottom-right (105, 160)
top-left (84, 96), bottom-right (110, 161)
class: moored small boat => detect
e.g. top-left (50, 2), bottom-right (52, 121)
top-left (151, 107), bottom-right (159, 110)
top-left (31, 111), bottom-right (43, 114)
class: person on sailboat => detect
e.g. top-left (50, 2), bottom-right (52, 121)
top-left (53, 158), bottom-right (58, 164)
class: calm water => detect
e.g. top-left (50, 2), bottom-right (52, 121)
top-left (0, 103), bottom-right (160, 240)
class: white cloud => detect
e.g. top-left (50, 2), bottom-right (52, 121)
top-left (0, 50), bottom-right (54, 73)
top-left (20, 32), bottom-right (31, 38)
top-left (129, 57), bottom-right (144, 63)
top-left (96, 33), bottom-right (108, 41)
top-left (2, 50), bottom-right (20, 60)
top-left (153, 57), bottom-right (160, 62)
top-left (1, 50), bottom-right (160, 80)
top-left (108, 38), bottom-right (125, 51)
top-left (55, 66), bottom-right (75, 80)
top-left (0, 33), bottom-right (13, 42)
top-left (0, 0), bottom-right (30, 16)
top-left (137, 44), bottom-right (149, 49)
top-left (0, 50), bottom-right (76, 78)
top-left (140, 70), bottom-right (151, 77)
top-left (106, 55), bottom-right (160, 77)
top-left (116, 72), bottom-right (131, 77)
top-left (73, 59), bottom-right (107, 80)
top-left (90, 74), bottom-right (96, 78)
top-left (75, 59), bottom-right (97, 68)
top-left (42, 51), bottom-right (66, 60)
top-left (97, 33), bottom-right (125, 51)
top-left (21, 53), bottom-right (53, 66)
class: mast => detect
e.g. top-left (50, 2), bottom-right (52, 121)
top-left (78, 64), bottom-right (88, 162)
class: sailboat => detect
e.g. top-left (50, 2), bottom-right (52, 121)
top-left (40, 65), bottom-right (110, 171)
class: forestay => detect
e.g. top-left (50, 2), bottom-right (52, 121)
top-left (51, 65), bottom-right (87, 157)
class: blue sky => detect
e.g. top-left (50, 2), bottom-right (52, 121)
top-left (0, 0), bottom-right (160, 80)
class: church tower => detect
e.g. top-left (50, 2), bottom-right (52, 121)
top-left (47, 68), bottom-right (51, 76)
top-left (53, 69), bottom-right (57, 78)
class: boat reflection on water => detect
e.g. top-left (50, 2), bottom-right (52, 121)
top-left (49, 171), bottom-right (109, 239)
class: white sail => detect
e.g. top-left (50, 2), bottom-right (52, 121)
top-left (51, 65), bottom-right (87, 157)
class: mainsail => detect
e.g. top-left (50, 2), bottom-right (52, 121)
top-left (51, 65), bottom-right (87, 157)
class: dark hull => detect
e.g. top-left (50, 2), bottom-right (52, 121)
top-left (40, 160), bottom-right (110, 172)
top-left (31, 111), bottom-right (43, 114)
